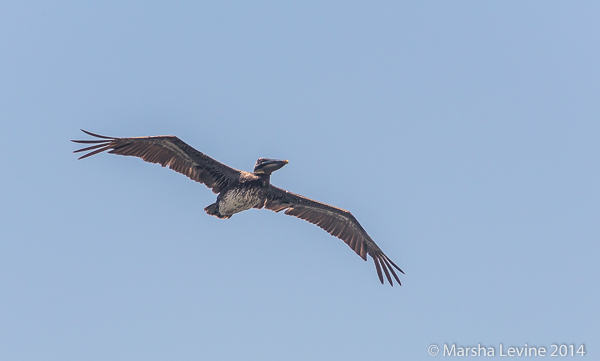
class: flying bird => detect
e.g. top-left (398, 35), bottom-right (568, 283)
top-left (72, 130), bottom-right (404, 286)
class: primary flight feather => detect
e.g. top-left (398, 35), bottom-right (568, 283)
top-left (72, 129), bottom-right (404, 286)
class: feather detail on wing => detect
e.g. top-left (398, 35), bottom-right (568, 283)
top-left (262, 186), bottom-right (404, 286)
top-left (72, 129), bottom-right (244, 194)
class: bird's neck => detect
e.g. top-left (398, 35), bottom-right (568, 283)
top-left (255, 173), bottom-right (271, 186)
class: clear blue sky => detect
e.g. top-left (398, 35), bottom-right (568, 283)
top-left (1, 1), bottom-right (598, 360)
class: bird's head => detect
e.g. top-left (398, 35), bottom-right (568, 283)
top-left (253, 158), bottom-right (289, 175)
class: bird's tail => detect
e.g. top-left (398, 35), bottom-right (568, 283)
top-left (204, 203), bottom-right (230, 219)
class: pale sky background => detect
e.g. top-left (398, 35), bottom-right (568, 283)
top-left (1, 1), bottom-right (599, 360)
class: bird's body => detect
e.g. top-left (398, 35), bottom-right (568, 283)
top-left (209, 176), bottom-right (267, 218)
top-left (216, 185), bottom-right (264, 217)
top-left (72, 130), bottom-right (404, 286)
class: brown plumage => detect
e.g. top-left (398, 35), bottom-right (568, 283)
top-left (72, 129), bottom-right (404, 286)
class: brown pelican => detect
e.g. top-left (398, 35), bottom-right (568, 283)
top-left (72, 130), bottom-right (404, 286)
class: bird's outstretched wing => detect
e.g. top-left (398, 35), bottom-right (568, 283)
top-left (72, 129), bottom-right (244, 194)
top-left (261, 186), bottom-right (404, 286)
